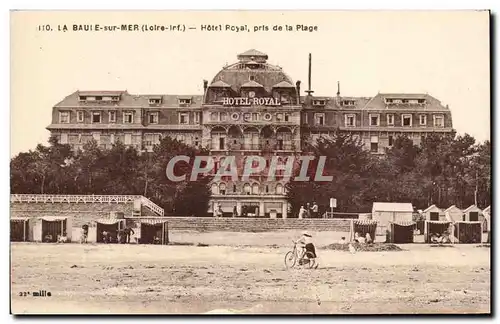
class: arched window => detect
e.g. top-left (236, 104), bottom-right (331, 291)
top-left (219, 183), bottom-right (226, 195)
top-left (252, 183), bottom-right (260, 195)
top-left (276, 184), bottom-right (283, 195)
top-left (211, 183), bottom-right (219, 195)
top-left (243, 183), bottom-right (251, 195)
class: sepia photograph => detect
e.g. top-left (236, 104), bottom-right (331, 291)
top-left (9, 10), bottom-right (491, 315)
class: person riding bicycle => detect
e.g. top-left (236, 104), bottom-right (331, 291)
top-left (295, 231), bottom-right (316, 261)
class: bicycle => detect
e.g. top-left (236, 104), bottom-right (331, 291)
top-left (284, 241), bottom-right (316, 269)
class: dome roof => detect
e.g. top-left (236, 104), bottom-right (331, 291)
top-left (209, 49), bottom-right (295, 94)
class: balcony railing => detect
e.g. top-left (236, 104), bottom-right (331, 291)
top-left (210, 143), bottom-right (294, 151)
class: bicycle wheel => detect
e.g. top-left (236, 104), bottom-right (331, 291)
top-left (304, 252), bottom-right (316, 269)
top-left (284, 251), bottom-right (296, 268)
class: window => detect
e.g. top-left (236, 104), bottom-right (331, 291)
top-left (211, 183), bottom-right (219, 195)
top-left (419, 115), bottom-right (427, 126)
top-left (149, 112), bottom-right (159, 124)
top-left (342, 100), bottom-right (355, 106)
top-left (92, 112), bottom-right (101, 123)
top-left (369, 114), bottom-right (380, 126)
top-left (402, 114), bottom-right (412, 127)
top-left (370, 136), bottom-right (378, 153)
top-left (430, 212), bottom-right (439, 221)
top-left (313, 99), bottom-right (326, 106)
top-left (402, 99), bottom-right (408, 104)
top-left (79, 96), bottom-right (87, 101)
top-left (77, 111), bottom-right (84, 122)
top-left (60, 133), bottom-right (68, 144)
top-left (59, 111), bottom-right (70, 123)
top-left (233, 185), bottom-right (237, 193)
top-left (149, 98), bottom-right (161, 105)
top-left (179, 113), bottom-right (189, 124)
top-left (109, 111), bottom-right (116, 123)
top-left (95, 96), bottom-right (102, 101)
top-left (124, 112), bottom-right (134, 123)
top-left (314, 113), bottom-right (325, 126)
top-left (276, 184), bottom-right (283, 195)
top-left (387, 114), bottom-right (394, 126)
top-left (249, 75), bottom-right (255, 81)
top-left (388, 135), bottom-right (394, 147)
top-left (303, 113), bottom-right (308, 124)
top-left (210, 112), bottom-right (218, 121)
top-left (434, 115), bottom-right (444, 127)
top-left (112, 96), bottom-right (119, 102)
top-left (194, 112), bottom-right (201, 124)
top-left (179, 98), bottom-right (192, 105)
top-left (252, 113), bottom-right (259, 121)
top-left (276, 113), bottom-right (283, 122)
top-left (469, 212), bottom-right (479, 222)
top-left (194, 136), bottom-right (200, 146)
top-left (244, 183), bottom-right (251, 195)
top-left (345, 114), bottom-right (355, 127)
top-left (252, 183), bottom-right (260, 195)
top-left (418, 99), bottom-right (426, 104)
top-left (385, 98), bottom-right (393, 104)
top-left (284, 113), bottom-right (290, 122)
top-left (220, 112), bottom-right (228, 122)
top-left (219, 183), bottom-right (226, 195)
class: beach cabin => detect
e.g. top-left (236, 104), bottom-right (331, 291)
top-left (444, 205), bottom-right (463, 223)
top-left (462, 205), bottom-right (483, 222)
top-left (88, 218), bottom-right (126, 243)
top-left (10, 217), bottom-right (32, 242)
top-left (32, 216), bottom-right (72, 242)
top-left (372, 202), bottom-right (413, 235)
top-left (134, 218), bottom-right (169, 244)
top-left (422, 205), bottom-right (445, 221)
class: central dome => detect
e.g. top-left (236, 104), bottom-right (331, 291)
top-left (204, 49), bottom-right (297, 105)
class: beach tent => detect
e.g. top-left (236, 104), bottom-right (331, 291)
top-left (388, 220), bottom-right (415, 243)
top-left (10, 217), bottom-right (31, 242)
top-left (33, 216), bottom-right (72, 242)
top-left (88, 218), bottom-right (126, 243)
top-left (349, 219), bottom-right (378, 242)
top-left (136, 218), bottom-right (169, 244)
top-left (454, 221), bottom-right (483, 244)
top-left (424, 220), bottom-right (452, 243)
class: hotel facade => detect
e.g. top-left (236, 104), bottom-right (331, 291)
top-left (47, 49), bottom-right (453, 218)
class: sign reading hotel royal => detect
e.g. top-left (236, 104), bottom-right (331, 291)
top-left (222, 97), bottom-right (281, 106)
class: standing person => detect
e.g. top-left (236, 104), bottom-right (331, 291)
top-left (233, 205), bottom-right (238, 218)
top-left (123, 227), bottom-right (135, 244)
top-left (298, 206), bottom-right (306, 219)
top-left (305, 203), bottom-right (311, 218)
top-left (311, 202), bottom-right (319, 218)
top-left (81, 224), bottom-right (89, 244)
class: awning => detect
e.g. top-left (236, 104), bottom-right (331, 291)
top-left (425, 220), bottom-right (451, 224)
top-left (390, 220), bottom-right (415, 227)
top-left (455, 221), bottom-right (483, 224)
top-left (11, 217), bottom-right (30, 222)
top-left (40, 216), bottom-right (68, 222)
top-left (353, 220), bottom-right (378, 225)
top-left (95, 218), bottom-right (122, 225)
top-left (139, 218), bottom-right (168, 225)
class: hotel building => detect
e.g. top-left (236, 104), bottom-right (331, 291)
top-left (47, 49), bottom-right (453, 218)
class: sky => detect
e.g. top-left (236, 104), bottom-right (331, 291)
top-left (10, 10), bottom-right (490, 156)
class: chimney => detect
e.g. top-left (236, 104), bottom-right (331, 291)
top-left (337, 81), bottom-right (340, 97)
top-left (203, 80), bottom-right (208, 93)
top-left (296, 80), bottom-right (301, 104)
top-left (305, 53), bottom-right (314, 96)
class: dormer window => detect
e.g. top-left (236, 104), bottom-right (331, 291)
top-left (418, 99), bottom-right (426, 104)
top-left (249, 75), bottom-right (255, 81)
top-left (79, 96), bottom-right (87, 101)
top-left (341, 100), bottom-right (355, 106)
top-left (149, 98), bottom-right (162, 105)
top-left (313, 99), bottom-right (326, 106)
top-left (95, 96), bottom-right (102, 101)
top-left (179, 98), bottom-right (192, 106)
top-left (385, 98), bottom-right (393, 104)
top-left (111, 96), bottom-right (119, 101)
